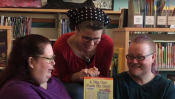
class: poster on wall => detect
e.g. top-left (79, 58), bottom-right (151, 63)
top-left (42, 0), bottom-right (114, 10)
top-left (92, 0), bottom-right (114, 10)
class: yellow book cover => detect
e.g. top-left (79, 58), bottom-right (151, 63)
top-left (84, 77), bottom-right (113, 99)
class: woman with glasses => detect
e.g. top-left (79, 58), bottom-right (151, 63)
top-left (52, 6), bottom-right (114, 99)
top-left (0, 34), bottom-right (71, 99)
top-left (113, 35), bottom-right (175, 99)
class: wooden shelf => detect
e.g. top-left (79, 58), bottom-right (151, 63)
top-left (0, 67), bottom-right (5, 70)
top-left (113, 28), bottom-right (175, 32)
top-left (158, 69), bottom-right (175, 71)
top-left (0, 8), bottom-right (121, 14)
top-left (0, 26), bottom-right (12, 30)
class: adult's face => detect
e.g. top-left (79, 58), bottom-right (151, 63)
top-left (76, 28), bottom-right (103, 52)
top-left (29, 44), bottom-right (55, 84)
top-left (126, 43), bottom-right (156, 78)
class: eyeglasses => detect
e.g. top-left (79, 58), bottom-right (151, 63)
top-left (80, 34), bottom-right (101, 43)
top-left (126, 53), bottom-right (154, 61)
top-left (38, 55), bottom-right (55, 64)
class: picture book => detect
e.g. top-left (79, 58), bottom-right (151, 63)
top-left (0, 30), bottom-right (7, 67)
top-left (84, 77), bottom-right (113, 99)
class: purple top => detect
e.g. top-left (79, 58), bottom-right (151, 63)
top-left (0, 76), bottom-right (71, 99)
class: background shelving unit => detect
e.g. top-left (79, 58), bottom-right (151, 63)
top-left (0, 8), bottom-right (121, 41)
top-left (113, 28), bottom-right (175, 72)
top-left (0, 26), bottom-right (12, 70)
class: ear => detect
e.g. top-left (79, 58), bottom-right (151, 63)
top-left (152, 53), bottom-right (156, 63)
top-left (74, 27), bottom-right (79, 35)
top-left (28, 57), bottom-right (34, 69)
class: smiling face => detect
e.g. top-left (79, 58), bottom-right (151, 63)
top-left (29, 44), bottom-right (55, 84)
top-left (76, 28), bottom-right (103, 52)
top-left (127, 42), bottom-right (156, 78)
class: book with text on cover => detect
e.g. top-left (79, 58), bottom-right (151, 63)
top-left (84, 77), bottom-right (113, 99)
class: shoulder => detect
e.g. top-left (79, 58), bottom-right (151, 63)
top-left (0, 79), bottom-right (40, 99)
top-left (101, 34), bottom-right (113, 44)
top-left (154, 75), bottom-right (175, 86)
top-left (98, 34), bottom-right (114, 49)
top-left (53, 32), bottom-right (74, 52)
top-left (112, 72), bottom-right (130, 81)
top-left (48, 77), bottom-right (65, 89)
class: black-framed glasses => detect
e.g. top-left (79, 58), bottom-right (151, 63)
top-left (80, 34), bottom-right (101, 43)
top-left (126, 53), bottom-right (154, 61)
top-left (38, 55), bottom-right (55, 64)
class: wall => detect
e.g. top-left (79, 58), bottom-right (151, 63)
top-left (114, 0), bottom-right (128, 11)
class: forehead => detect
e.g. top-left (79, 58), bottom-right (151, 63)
top-left (128, 43), bottom-right (151, 55)
top-left (80, 28), bottom-right (103, 36)
top-left (43, 44), bottom-right (53, 55)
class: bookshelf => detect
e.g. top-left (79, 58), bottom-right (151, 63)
top-left (0, 8), bottom-right (121, 14)
top-left (0, 8), bottom-right (121, 41)
top-left (113, 28), bottom-right (175, 72)
top-left (0, 26), bottom-right (12, 69)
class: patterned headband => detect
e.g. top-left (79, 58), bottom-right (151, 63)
top-left (67, 6), bottom-right (110, 26)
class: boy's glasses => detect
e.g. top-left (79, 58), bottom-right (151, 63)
top-left (126, 53), bottom-right (154, 61)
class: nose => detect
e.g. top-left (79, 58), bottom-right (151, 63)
top-left (88, 39), bottom-right (95, 46)
top-left (51, 60), bottom-right (55, 66)
top-left (132, 58), bottom-right (138, 63)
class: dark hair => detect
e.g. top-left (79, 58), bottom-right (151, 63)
top-left (131, 35), bottom-right (158, 75)
top-left (0, 34), bottom-right (51, 88)
top-left (75, 20), bottom-right (105, 32)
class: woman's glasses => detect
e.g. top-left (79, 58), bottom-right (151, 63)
top-left (80, 34), bottom-right (101, 43)
top-left (38, 55), bottom-right (55, 64)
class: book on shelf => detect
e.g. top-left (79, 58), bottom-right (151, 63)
top-left (84, 77), bottom-right (113, 99)
top-left (128, 0), bottom-right (175, 29)
top-left (0, 30), bottom-right (7, 67)
top-left (155, 42), bottom-right (175, 70)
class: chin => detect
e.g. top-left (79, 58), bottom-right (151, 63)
top-left (129, 70), bottom-right (142, 78)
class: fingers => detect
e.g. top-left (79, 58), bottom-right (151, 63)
top-left (87, 68), bottom-right (100, 77)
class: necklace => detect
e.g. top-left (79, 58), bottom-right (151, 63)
top-left (85, 55), bottom-right (90, 62)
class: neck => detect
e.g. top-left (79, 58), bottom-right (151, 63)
top-left (128, 72), bottom-right (155, 85)
top-left (40, 82), bottom-right (47, 89)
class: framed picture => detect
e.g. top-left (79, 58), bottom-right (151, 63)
top-left (92, 0), bottom-right (114, 10)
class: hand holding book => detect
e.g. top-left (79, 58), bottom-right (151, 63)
top-left (79, 66), bottom-right (100, 81)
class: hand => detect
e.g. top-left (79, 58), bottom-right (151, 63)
top-left (87, 66), bottom-right (100, 77)
top-left (79, 68), bottom-right (89, 81)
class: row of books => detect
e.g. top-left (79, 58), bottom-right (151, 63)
top-left (155, 43), bottom-right (175, 69)
top-left (129, 31), bottom-right (175, 34)
top-left (127, 0), bottom-right (175, 28)
top-left (58, 19), bottom-right (72, 36)
top-left (0, 15), bottom-right (32, 38)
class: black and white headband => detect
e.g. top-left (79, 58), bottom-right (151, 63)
top-left (67, 6), bottom-right (110, 26)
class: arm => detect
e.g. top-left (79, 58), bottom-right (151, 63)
top-left (53, 49), bottom-right (73, 83)
top-left (98, 35), bottom-right (114, 77)
top-left (54, 46), bottom-right (89, 82)
top-left (2, 83), bottom-right (41, 99)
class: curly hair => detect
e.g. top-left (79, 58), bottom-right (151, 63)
top-left (0, 34), bottom-right (51, 88)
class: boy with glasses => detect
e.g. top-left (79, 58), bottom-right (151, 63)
top-left (113, 35), bottom-right (175, 99)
